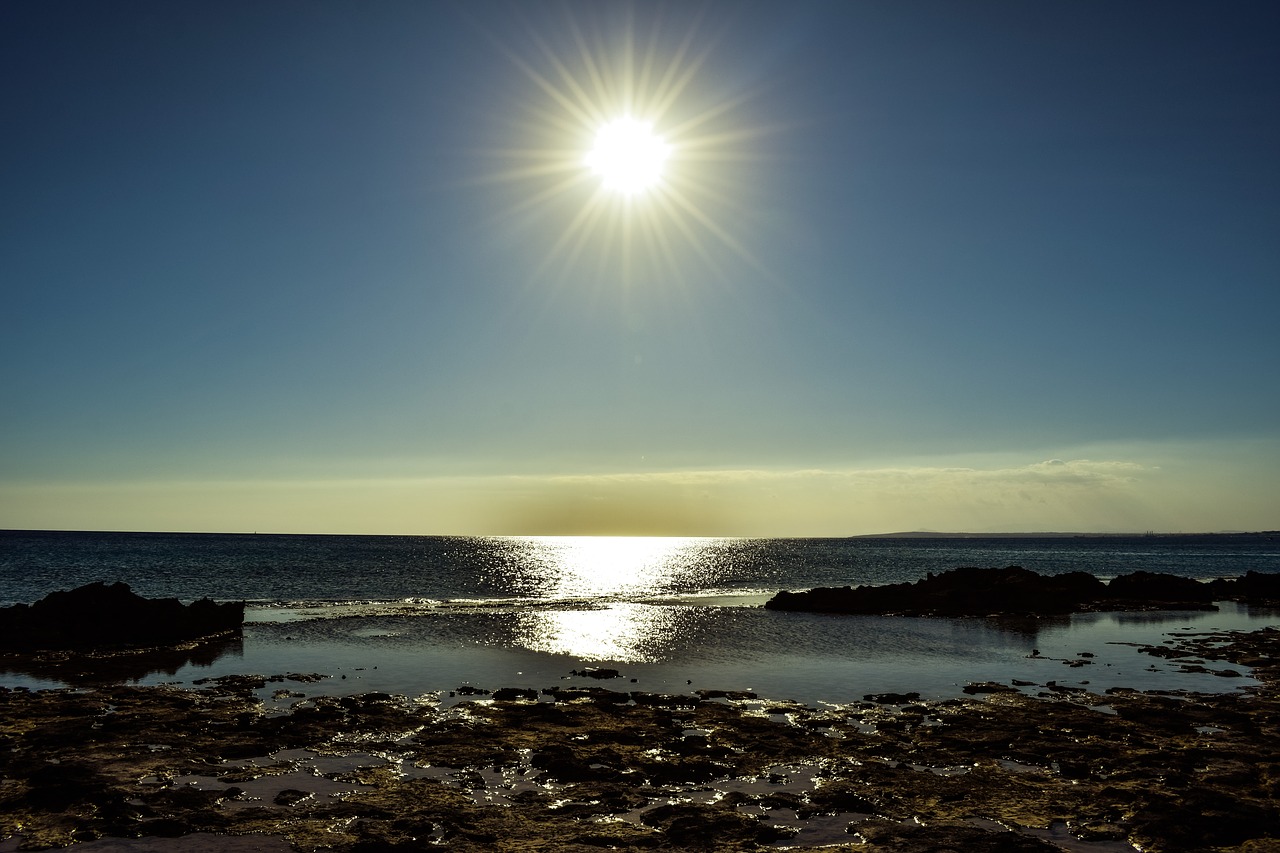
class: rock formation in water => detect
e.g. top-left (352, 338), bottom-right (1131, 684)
top-left (764, 565), bottom-right (1278, 616)
top-left (0, 581), bottom-right (244, 651)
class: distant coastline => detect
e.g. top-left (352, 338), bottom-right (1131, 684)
top-left (852, 530), bottom-right (1279, 540)
top-left (2, 528), bottom-right (1279, 540)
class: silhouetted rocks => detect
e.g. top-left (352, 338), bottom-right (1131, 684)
top-left (766, 566), bottom-right (1105, 616)
top-left (1105, 570), bottom-right (1213, 607)
top-left (765, 566), bottom-right (1278, 616)
top-left (962, 681), bottom-right (1020, 695)
top-left (864, 691), bottom-right (920, 704)
top-left (1207, 570), bottom-right (1280, 605)
top-left (0, 582), bottom-right (244, 651)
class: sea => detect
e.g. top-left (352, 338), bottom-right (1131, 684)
top-left (2, 530), bottom-right (1278, 706)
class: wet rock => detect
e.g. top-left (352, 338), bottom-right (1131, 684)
top-left (1129, 787), bottom-right (1280, 850)
top-left (491, 687), bottom-right (538, 701)
top-left (272, 788), bottom-right (314, 806)
top-left (864, 692), bottom-right (921, 704)
top-left (194, 674), bottom-right (267, 691)
top-left (629, 691), bottom-right (700, 707)
top-left (530, 745), bottom-right (619, 782)
top-left (695, 689), bottom-right (758, 700)
top-left (138, 817), bottom-right (194, 837)
top-left (963, 681), bottom-right (1019, 695)
top-left (801, 778), bottom-right (877, 815)
top-left (639, 802), bottom-right (793, 846)
top-left (855, 819), bottom-right (1062, 851)
top-left (23, 762), bottom-right (114, 810)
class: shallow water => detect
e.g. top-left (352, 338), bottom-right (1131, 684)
top-left (5, 601), bottom-right (1269, 707)
top-left (3, 532), bottom-right (1277, 704)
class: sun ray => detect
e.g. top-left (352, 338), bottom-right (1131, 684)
top-left (661, 86), bottom-right (758, 141)
top-left (496, 172), bottom-right (589, 223)
top-left (620, 7), bottom-right (636, 116)
top-left (534, 190), bottom-right (610, 283)
top-left (646, 8), bottom-right (711, 118)
top-left (566, 14), bottom-right (615, 120)
top-left (651, 192), bottom-right (728, 282)
top-left (663, 183), bottom-right (768, 277)
top-left (501, 50), bottom-right (596, 131)
top-left (535, 31), bottom-right (607, 128)
top-left (635, 14), bottom-right (663, 115)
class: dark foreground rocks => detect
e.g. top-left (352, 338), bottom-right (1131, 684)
top-left (766, 566), bottom-right (1280, 616)
top-left (2, 628), bottom-right (1279, 852)
top-left (0, 582), bottom-right (244, 652)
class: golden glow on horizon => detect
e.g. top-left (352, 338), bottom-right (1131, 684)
top-left (481, 8), bottom-right (771, 288)
top-left (521, 535), bottom-right (702, 598)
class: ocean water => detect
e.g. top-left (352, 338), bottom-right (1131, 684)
top-left (2, 531), bottom-right (1278, 704)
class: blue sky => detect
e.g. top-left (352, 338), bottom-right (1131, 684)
top-left (3, 1), bottom-right (1277, 535)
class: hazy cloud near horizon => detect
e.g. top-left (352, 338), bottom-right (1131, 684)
top-left (4, 443), bottom-right (1273, 536)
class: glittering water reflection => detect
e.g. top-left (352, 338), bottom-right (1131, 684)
top-left (502, 537), bottom-right (718, 660)
top-left (512, 603), bottom-right (704, 662)
top-left (504, 536), bottom-right (722, 600)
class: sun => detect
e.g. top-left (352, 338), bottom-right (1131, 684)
top-left (480, 4), bottom-right (774, 288)
top-left (585, 117), bottom-right (670, 195)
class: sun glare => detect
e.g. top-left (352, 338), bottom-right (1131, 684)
top-left (483, 5), bottom-right (772, 288)
top-left (586, 117), bottom-right (670, 195)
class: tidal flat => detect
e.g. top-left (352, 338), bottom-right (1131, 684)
top-left (2, 628), bottom-right (1279, 852)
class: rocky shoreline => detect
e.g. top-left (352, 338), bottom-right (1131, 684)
top-left (2, 625), bottom-right (1279, 852)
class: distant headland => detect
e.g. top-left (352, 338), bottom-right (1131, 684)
top-left (851, 530), bottom-right (1278, 539)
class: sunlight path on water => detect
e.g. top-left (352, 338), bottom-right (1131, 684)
top-left (508, 535), bottom-right (713, 599)
top-left (505, 536), bottom-right (717, 660)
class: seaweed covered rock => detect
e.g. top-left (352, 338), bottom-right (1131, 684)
top-left (0, 582), bottom-right (243, 651)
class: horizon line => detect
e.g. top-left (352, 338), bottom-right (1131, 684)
top-left (2, 528), bottom-right (1276, 539)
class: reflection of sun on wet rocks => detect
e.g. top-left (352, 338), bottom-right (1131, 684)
top-left (3, 628), bottom-right (1280, 851)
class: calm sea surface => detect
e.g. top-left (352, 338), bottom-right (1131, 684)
top-left (2, 531), bottom-right (1278, 704)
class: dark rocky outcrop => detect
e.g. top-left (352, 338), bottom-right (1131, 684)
top-left (765, 566), bottom-right (1276, 616)
top-left (0, 582), bottom-right (244, 651)
top-left (1207, 570), bottom-right (1280, 605)
top-left (1105, 570), bottom-right (1214, 607)
top-left (766, 566), bottom-right (1107, 616)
